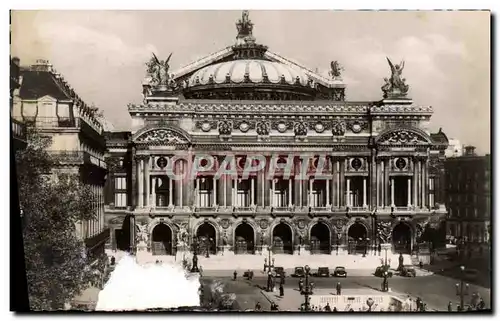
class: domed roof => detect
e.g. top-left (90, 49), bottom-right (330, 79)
top-left (188, 59), bottom-right (310, 87)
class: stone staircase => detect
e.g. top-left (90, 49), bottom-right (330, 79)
top-left (106, 249), bottom-right (415, 272)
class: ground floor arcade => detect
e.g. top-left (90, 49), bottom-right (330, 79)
top-left (107, 213), bottom-right (435, 257)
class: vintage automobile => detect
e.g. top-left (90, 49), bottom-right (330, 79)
top-left (314, 267), bottom-right (330, 277)
top-left (243, 269), bottom-right (254, 280)
top-left (400, 266), bottom-right (417, 277)
top-left (463, 268), bottom-right (479, 281)
top-left (374, 265), bottom-right (393, 278)
top-left (274, 266), bottom-right (285, 278)
top-left (333, 266), bottom-right (347, 278)
top-left (291, 266), bottom-right (306, 278)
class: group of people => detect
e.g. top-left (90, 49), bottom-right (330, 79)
top-left (448, 298), bottom-right (486, 312)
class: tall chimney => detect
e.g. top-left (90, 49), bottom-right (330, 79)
top-left (464, 145), bottom-right (476, 156)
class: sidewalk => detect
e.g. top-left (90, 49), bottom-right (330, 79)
top-left (201, 268), bottom-right (388, 277)
top-left (260, 287), bottom-right (440, 312)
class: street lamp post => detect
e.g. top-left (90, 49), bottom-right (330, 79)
top-left (382, 271), bottom-right (389, 292)
top-left (363, 238), bottom-right (369, 257)
top-left (205, 236), bottom-right (211, 258)
top-left (260, 231), bottom-right (265, 255)
top-left (190, 237), bottom-right (200, 273)
top-left (264, 246), bottom-right (275, 272)
top-left (302, 265), bottom-right (313, 311)
top-left (456, 265), bottom-right (470, 311)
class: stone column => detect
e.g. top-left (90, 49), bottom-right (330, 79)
top-left (339, 159), bottom-right (345, 207)
top-left (384, 159), bottom-right (390, 208)
top-left (261, 171), bottom-right (266, 207)
top-left (332, 159), bottom-right (338, 207)
top-left (288, 178), bottom-right (292, 207)
top-left (376, 160), bottom-right (381, 207)
top-left (168, 177), bottom-right (173, 207)
top-left (223, 175), bottom-right (227, 206)
top-left (233, 177), bottom-right (237, 207)
top-left (213, 176), bottom-right (217, 206)
top-left (390, 178), bottom-right (395, 207)
top-left (407, 177), bottom-right (412, 207)
top-left (196, 177), bottom-right (200, 207)
top-left (138, 158), bottom-right (144, 208)
top-left (129, 215), bottom-right (136, 253)
top-left (299, 176), bottom-right (303, 207)
top-left (309, 178), bottom-right (313, 207)
top-left (413, 158), bottom-right (419, 208)
top-left (251, 177), bottom-right (255, 206)
top-left (271, 178), bottom-right (276, 207)
top-left (346, 178), bottom-right (351, 207)
top-left (421, 160), bottom-right (425, 208)
top-left (363, 177), bottom-right (367, 208)
top-left (144, 157), bottom-right (150, 207)
top-left (326, 177), bottom-right (331, 207)
top-left (151, 177), bottom-right (156, 207)
top-left (424, 159), bottom-right (430, 209)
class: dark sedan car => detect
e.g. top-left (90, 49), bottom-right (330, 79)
top-left (314, 267), bottom-right (330, 277)
top-left (333, 266), bottom-right (347, 277)
top-left (291, 267), bottom-right (305, 278)
top-left (273, 267), bottom-right (285, 278)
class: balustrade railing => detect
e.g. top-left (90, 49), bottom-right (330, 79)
top-left (48, 151), bottom-right (107, 168)
top-left (11, 118), bottom-right (26, 141)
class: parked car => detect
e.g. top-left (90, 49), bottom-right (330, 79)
top-left (274, 267), bottom-right (285, 278)
top-left (243, 270), bottom-right (254, 279)
top-left (314, 267), bottom-right (330, 277)
top-left (291, 266), bottom-right (305, 278)
top-left (333, 266), bottom-right (347, 278)
top-left (463, 268), bottom-right (479, 281)
top-left (400, 266), bottom-right (416, 277)
top-left (374, 265), bottom-right (393, 278)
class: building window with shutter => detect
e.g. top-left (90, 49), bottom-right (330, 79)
top-left (114, 176), bottom-right (127, 208)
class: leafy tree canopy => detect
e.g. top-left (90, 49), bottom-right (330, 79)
top-left (16, 127), bottom-right (98, 310)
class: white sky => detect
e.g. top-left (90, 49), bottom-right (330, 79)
top-left (10, 10), bottom-right (490, 154)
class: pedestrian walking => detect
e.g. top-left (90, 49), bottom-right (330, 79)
top-left (448, 301), bottom-right (453, 312)
top-left (233, 270), bottom-right (237, 281)
top-left (478, 298), bottom-right (485, 310)
top-left (416, 297), bottom-right (422, 311)
top-left (298, 278), bottom-right (304, 293)
top-left (333, 307), bottom-right (338, 312)
top-left (457, 304), bottom-right (462, 312)
top-left (199, 265), bottom-right (203, 277)
top-left (336, 282), bottom-right (342, 295)
top-left (310, 282), bottom-right (315, 293)
top-left (254, 301), bottom-right (261, 311)
top-left (279, 283), bottom-right (284, 297)
top-left (324, 302), bottom-right (332, 311)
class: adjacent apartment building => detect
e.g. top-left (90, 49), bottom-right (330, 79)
top-left (12, 59), bottom-right (109, 261)
top-left (444, 146), bottom-right (491, 251)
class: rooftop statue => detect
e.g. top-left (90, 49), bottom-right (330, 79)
top-left (329, 61), bottom-right (344, 80)
top-left (146, 52), bottom-right (173, 87)
top-left (236, 10), bottom-right (254, 41)
top-left (382, 57), bottom-right (409, 98)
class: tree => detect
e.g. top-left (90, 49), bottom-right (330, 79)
top-left (16, 127), bottom-right (98, 310)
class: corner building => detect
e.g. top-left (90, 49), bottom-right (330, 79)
top-left (105, 12), bottom-right (448, 257)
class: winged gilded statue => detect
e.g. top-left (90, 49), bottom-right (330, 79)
top-left (384, 57), bottom-right (409, 96)
top-left (329, 60), bottom-right (344, 79)
top-left (146, 52), bottom-right (173, 86)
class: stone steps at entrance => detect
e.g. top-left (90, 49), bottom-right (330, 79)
top-left (106, 249), bottom-right (413, 271)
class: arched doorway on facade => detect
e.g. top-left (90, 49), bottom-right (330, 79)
top-left (151, 223), bottom-right (173, 256)
top-left (196, 222), bottom-right (217, 255)
top-left (116, 215), bottom-right (132, 252)
top-left (272, 223), bottom-right (293, 254)
top-left (347, 222), bottom-right (368, 255)
top-left (234, 222), bottom-right (255, 254)
top-left (310, 222), bottom-right (331, 254)
top-left (392, 223), bottom-right (412, 254)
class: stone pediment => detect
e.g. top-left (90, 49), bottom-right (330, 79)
top-left (134, 127), bottom-right (191, 145)
top-left (376, 128), bottom-right (432, 145)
